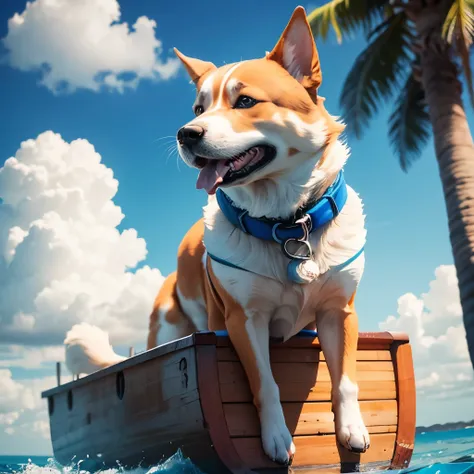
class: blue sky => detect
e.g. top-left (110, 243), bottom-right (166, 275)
top-left (0, 0), bottom-right (473, 456)
top-left (0, 0), bottom-right (455, 323)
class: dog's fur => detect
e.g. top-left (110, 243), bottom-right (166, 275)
top-left (64, 6), bottom-right (369, 464)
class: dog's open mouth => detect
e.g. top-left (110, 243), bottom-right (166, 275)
top-left (194, 145), bottom-right (276, 195)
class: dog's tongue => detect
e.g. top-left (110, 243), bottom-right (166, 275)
top-left (196, 148), bottom-right (264, 195)
top-left (196, 160), bottom-right (231, 195)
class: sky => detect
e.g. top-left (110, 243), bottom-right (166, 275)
top-left (0, 0), bottom-right (473, 457)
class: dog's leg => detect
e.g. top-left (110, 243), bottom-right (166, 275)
top-left (316, 295), bottom-right (370, 453)
top-left (147, 272), bottom-right (196, 350)
top-left (226, 309), bottom-right (295, 464)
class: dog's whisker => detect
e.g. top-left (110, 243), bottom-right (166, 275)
top-left (156, 140), bottom-right (178, 153)
top-left (153, 138), bottom-right (177, 153)
top-left (165, 143), bottom-right (177, 153)
top-left (174, 151), bottom-right (182, 172)
top-left (152, 135), bottom-right (176, 143)
top-left (165, 146), bottom-right (179, 166)
top-left (167, 148), bottom-right (176, 158)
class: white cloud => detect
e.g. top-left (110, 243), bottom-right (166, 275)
top-left (0, 370), bottom-right (55, 439)
top-left (1, 0), bottom-right (180, 94)
top-left (0, 345), bottom-right (64, 369)
top-left (379, 265), bottom-right (473, 402)
top-left (0, 369), bottom-right (35, 433)
top-left (0, 131), bottom-right (165, 349)
top-left (0, 130), bottom-right (167, 449)
top-left (0, 411), bottom-right (21, 427)
top-left (0, 369), bottom-right (35, 414)
top-left (32, 419), bottom-right (50, 439)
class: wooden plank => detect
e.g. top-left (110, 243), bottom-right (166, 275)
top-left (48, 346), bottom-right (218, 469)
top-left (365, 425), bottom-right (397, 434)
top-left (390, 341), bottom-right (416, 470)
top-left (217, 347), bottom-right (392, 363)
top-left (358, 332), bottom-right (395, 343)
top-left (223, 400), bottom-right (398, 437)
top-left (232, 432), bottom-right (396, 468)
top-left (320, 350), bottom-right (392, 362)
top-left (218, 360), bottom-right (396, 403)
top-left (195, 345), bottom-right (252, 474)
top-left (221, 378), bottom-right (396, 403)
top-left (218, 347), bottom-right (320, 363)
top-left (219, 361), bottom-right (395, 384)
top-left (388, 332), bottom-right (410, 342)
top-left (193, 331), bottom-right (218, 346)
top-left (56, 362), bottom-right (61, 386)
top-left (214, 331), bottom-right (398, 350)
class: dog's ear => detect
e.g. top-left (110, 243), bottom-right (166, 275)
top-left (174, 48), bottom-right (217, 84)
top-left (266, 6), bottom-right (322, 96)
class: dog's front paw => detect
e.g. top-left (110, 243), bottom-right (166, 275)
top-left (260, 404), bottom-right (295, 464)
top-left (336, 421), bottom-right (370, 453)
top-left (333, 377), bottom-right (370, 453)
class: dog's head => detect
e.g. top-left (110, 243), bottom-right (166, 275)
top-left (175, 6), bottom-right (345, 197)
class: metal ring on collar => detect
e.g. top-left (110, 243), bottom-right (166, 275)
top-left (282, 238), bottom-right (312, 261)
top-left (271, 222), bottom-right (283, 244)
top-left (271, 214), bottom-right (312, 245)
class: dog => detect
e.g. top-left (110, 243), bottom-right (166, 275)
top-left (64, 6), bottom-right (369, 465)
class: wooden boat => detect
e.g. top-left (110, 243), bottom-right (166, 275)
top-left (41, 330), bottom-right (416, 473)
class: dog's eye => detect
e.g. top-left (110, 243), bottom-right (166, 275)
top-left (194, 105), bottom-right (204, 116)
top-left (234, 95), bottom-right (258, 109)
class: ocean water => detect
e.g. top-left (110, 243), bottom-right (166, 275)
top-left (1, 427), bottom-right (474, 474)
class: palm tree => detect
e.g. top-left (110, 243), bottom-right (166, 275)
top-left (306, 0), bottom-right (474, 368)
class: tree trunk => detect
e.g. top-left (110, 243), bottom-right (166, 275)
top-left (416, 5), bottom-right (474, 369)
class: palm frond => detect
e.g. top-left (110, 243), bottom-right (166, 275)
top-left (307, 0), bottom-right (389, 44)
top-left (338, 12), bottom-right (414, 139)
top-left (442, 0), bottom-right (474, 107)
top-left (388, 72), bottom-right (431, 171)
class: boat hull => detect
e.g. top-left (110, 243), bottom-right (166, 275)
top-left (41, 331), bottom-right (416, 473)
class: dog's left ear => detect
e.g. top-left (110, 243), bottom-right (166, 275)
top-left (266, 6), bottom-right (322, 97)
top-left (174, 48), bottom-right (217, 84)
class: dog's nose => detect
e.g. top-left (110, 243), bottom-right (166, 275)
top-left (177, 125), bottom-right (205, 147)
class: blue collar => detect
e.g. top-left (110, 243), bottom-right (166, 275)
top-left (216, 170), bottom-right (348, 244)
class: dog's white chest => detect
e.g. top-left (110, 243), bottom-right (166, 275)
top-left (209, 258), bottom-right (331, 340)
top-left (267, 278), bottom-right (326, 339)
top-left (203, 182), bottom-right (366, 341)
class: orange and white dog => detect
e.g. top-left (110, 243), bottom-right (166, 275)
top-left (64, 6), bottom-right (369, 465)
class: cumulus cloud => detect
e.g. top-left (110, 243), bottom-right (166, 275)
top-left (379, 265), bottom-right (473, 401)
top-left (1, 0), bottom-right (180, 93)
top-left (0, 345), bottom-right (64, 369)
top-left (0, 131), bottom-right (165, 348)
top-left (31, 419), bottom-right (50, 439)
top-left (0, 412), bottom-right (20, 427)
top-left (0, 370), bottom-right (55, 437)
top-left (0, 369), bottom-right (35, 433)
top-left (0, 370), bottom-right (36, 414)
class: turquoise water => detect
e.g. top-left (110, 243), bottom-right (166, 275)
top-left (406, 428), bottom-right (474, 471)
top-left (1, 428), bottom-right (474, 473)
